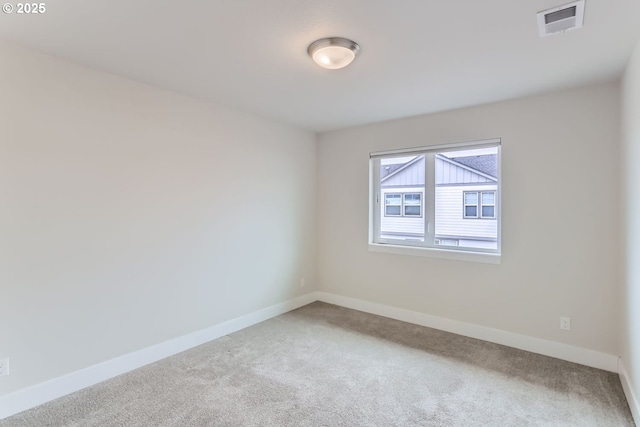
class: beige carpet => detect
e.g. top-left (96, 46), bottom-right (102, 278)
top-left (1, 302), bottom-right (634, 426)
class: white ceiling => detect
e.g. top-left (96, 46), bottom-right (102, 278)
top-left (1, 0), bottom-right (639, 132)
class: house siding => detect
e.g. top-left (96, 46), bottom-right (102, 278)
top-left (379, 153), bottom-right (498, 243)
top-left (435, 156), bottom-right (492, 184)
top-left (382, 156), bottom-right (425, 187)
top-left (380, 186), bottom-right (424, 237)
top-left (435, 184), bottom-right (498, 239)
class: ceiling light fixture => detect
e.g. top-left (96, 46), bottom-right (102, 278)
top-left (307, 37), bottom-right (360, 70)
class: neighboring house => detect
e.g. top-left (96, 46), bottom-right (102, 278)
top-left (380, 153), bottom-right (498, 249)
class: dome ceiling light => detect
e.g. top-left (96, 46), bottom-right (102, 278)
top-left (307, 37), bottom-right (360, 70)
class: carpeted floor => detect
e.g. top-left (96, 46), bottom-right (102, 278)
top-left (1, 302), bottom-right (634, 426)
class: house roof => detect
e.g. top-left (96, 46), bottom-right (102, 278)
top-left (381, 163), bottom-right (407, 179)
top-left (380, 156), bottom-right (423, 182)
top-left (381, 154), bottom-right (497, 183)
top-left (447, 154), bottom-right (497, 178)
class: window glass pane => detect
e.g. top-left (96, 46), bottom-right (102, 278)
top-left (386, 206), bottom-right (401, 216)
top-left (404, 205), bottom-right (421, 216)
top-left (464, 192), bottom-right (478, 204)
top-left (482, 192), bottom-right (495, 204)
top-left (404, 193), bottom-right (421, 205)
top-left (435, 146), bottom-right (499, 250)
top-left (482, 206), bottom-right (495, 218)
top-left (380, 155), bottom-right (425, 242)
top-left (385, 194), bottom-right (401, 205)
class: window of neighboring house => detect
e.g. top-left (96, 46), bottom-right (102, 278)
top-left (384, 193), bottom-right (422, 217)
top-left (370, 139), bottom-right (501, 263)
top-left (481, 191), bottom-right (495, 218)
top-left (403, 193), bottom-right (422, 217)
top-left (463, 191), bottom-right (496, 218)
top-left (384, 192), bottom-right (422, 217)
top-left (463, 192), bottom-right (479, 218)
top-left (384, 194), bottom-right (402, 216)
top-left (462, 191), bottom-right (496, 219)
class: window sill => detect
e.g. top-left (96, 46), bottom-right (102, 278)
top-left (368, 243), bottom-right (501, 264)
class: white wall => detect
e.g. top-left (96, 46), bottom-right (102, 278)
top-left (0, 40), bottom-right (316, 396)
top-left (620, 40), bottom-right (640, 414)
top-left (317, 83), bottom-right (620, 355)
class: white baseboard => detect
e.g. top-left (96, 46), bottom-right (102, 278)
top-left (315, 291), bottom-right (619, 373)
top-left (619, 360), bottom-right (640, 424)
top-left (0, 291), bottom-right (622, 420)
top-left (0, 292), bottom-right (317, 420)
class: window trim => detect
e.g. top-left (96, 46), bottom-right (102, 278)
top-left (369, 138), bottom-right (501, 262)
top-left (368, 242), bottom-right (501, 264)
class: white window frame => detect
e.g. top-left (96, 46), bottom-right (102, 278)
top-left (369, 138), bottom-right (501, 264)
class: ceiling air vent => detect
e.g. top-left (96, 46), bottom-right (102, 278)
top-left (537, 1), bottom-right (585, 37)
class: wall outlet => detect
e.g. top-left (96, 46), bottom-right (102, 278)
top-left (560, 317), bottom-right (571, 331)
top-left (300, 277), bottom-right (306, 288)
top-left (0, 358), bottom-right (9, 376)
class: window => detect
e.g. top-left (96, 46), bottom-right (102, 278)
top-left (383, 192), bottom-right (422, 217)
top-left (481, 191), bottom-right (495, 218)
top-left (464, 192), bottom-right (479, 218)
top-left (370, 139), bottom-right (501, 260)
top-left (403, 193), bottom-right (422, 217)
top-left (384, 194), bottom-right (402, 216)
top-left (463, 191), bottom-right (496, 219)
